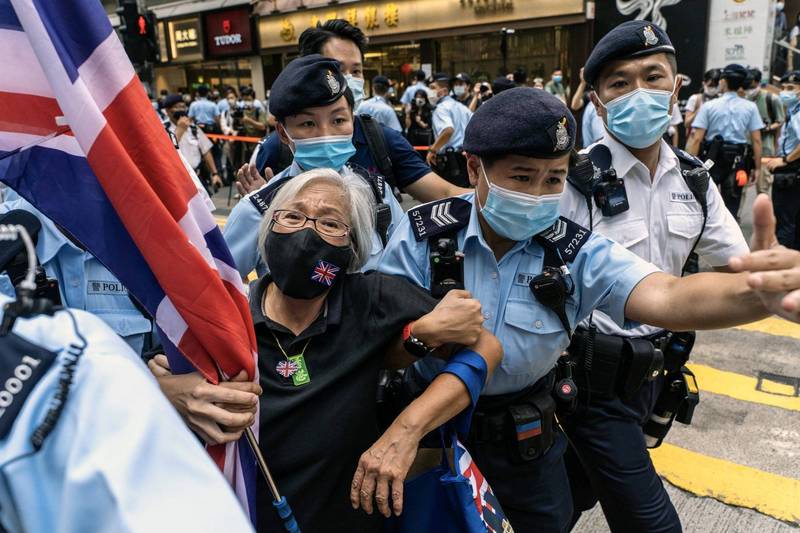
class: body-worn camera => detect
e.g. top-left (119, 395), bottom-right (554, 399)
top-left (593, 168), bottom-right (629, 217)
top-left (430, 237), bottom-right (464, 298)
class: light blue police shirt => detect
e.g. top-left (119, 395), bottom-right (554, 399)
top-left (377, 194), bottom-right (660, 396)
top-left (188, 97), bottom-right (220, 126)
top-left (223, 161), bottom-right (404, 278)
top-left (357, 96), bottom-right (403, 132)
top-left (0, 300), bottom-right (254, 533)
top-left (401, 82), bottom-right (429, 106)
top-left (777, 101), bottom-right (800, 156)
top-left (581, 101), bottom-right (606, 148)
top-left (692, 91), bottom-right (764, 144)
top-left (431, 96), bottom-right (473, 153)
top-left (0, 200), bottom-right (151, 355)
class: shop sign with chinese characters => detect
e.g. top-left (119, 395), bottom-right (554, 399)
top-left (260, 0), bottom-right (581, 49)
top-left (704, 0), bottom-right (775, 77)
top-left (168, 17), bottom-right (203, 61)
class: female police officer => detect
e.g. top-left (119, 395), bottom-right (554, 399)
top-left (377, 87), bottom-right (800, 532)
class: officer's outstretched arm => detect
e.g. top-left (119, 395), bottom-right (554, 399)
top-left (686, 128), bottom-right (706, 156)
top-left (351, 330), bottom-right (502, 519)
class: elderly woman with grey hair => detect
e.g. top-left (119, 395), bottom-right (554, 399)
top-left (151, 167), bottom-right (502, 533)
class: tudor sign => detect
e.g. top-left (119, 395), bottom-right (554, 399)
top-left (204, 7), bottom-right (255, 57)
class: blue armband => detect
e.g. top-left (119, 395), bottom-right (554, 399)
top-left (440, 348), bottom-right (487, 435)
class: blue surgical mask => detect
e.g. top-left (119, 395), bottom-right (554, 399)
top-left (288, 133), bottom-right (356, 171)
top-left (477, 161), bottom-right (562, 241)
top-left (553, 75), bottom-right (563, 84)
top-left (780, 90), bottom-right (799, 109)
top-left (345, 75), bottom-right (365, 110)
top-left (454, 85), bottom-right (467, 97)
top-left (599, 84), bottom-right (674, 149)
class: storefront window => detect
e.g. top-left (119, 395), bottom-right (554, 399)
top-left (184, 59), bottom-right (253, 92)
top-left (363, 42), bottom-right (422, 92)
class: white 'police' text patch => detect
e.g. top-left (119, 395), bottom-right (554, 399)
top-left (670, 191), bottom-right (695, 203)
top-left (88, 280), bottom-right (128, 295)
top-left (513, 273), bottom-right (536, 287)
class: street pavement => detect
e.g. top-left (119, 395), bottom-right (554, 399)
top-left (212, 183), bottom-right (800, 532)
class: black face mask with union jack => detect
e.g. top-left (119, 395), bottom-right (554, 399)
top-left (265, 228), bottom-right (352, 299)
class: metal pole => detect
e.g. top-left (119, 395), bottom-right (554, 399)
top-left (243, 426), bottom-right (282, 500)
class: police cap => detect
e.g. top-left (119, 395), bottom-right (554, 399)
top-left (162, 94), bottom-right (183, 109)
top-left (781, 70), bottom-right (800, 84)
top-left (721, 64), bottom-right (748, 81)
top-left (269, 54), bottom-right (348, 121)
top-left (432, 72), bottom-right (451, 83)
top-left (463, 87), bottom-right (576, 159)
top-left (372, 75), bottom-right (390, 86)
top-left (455, 72), bottom-right (472, 84)
top-left (584, 20), bottom-right (674, 86)
top-left (491, 76), bottom-right (515, 95)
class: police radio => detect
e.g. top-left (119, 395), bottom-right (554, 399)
top-left (530, 266), bottom-right (573, 337)
top-left (593, 168), bottom-right (629, 217)
top-left (430, 237), bottom-right (465, 299)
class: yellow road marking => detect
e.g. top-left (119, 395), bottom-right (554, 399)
top-left (214, 216), bottom-right (227, 228)
top-left (688, 363), bottom-right (800, 411)
top-left (734, 317), bottom-right (800, 340)
top-left (650, 443), bottom-right (800, 525)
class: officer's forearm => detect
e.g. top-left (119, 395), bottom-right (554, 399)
top-left (431, 128), bottom-right (454, 153)
top-left (203, 151), bottom-right (218, 175)
top-left (626, 272), bottom-right (769, 331)
top-left (787, 144), bottom-right (800, 163)
top-left (751, 133), bottom-right (762, 170)
top-left (685, 130), bottom-right (704, 156)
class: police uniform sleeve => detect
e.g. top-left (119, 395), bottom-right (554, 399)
top-left (571, 233), bottom-right (661, 328)
top-left (0, 310), bottom-right (254, 533)
top-left (223, 192), bottom-right (265, 278)
top-left (197, 128), bottom-right (213, 155)
top-left (376, 215), bottom-right (431, 290)
top-left (692, 102), bottom-right (710, 131)
top-left (694, 182), bottom-right (749, 267)
top-left (748, 102), bottom-right (765, 132)
top-left (385, 107), bottom-right (403, 133)
top-left (188, 102), bottom-right (198, 119)
top-left (382, 127), bottom-right (431, 188)
top-left (432, 106), bottom-right (454, 137)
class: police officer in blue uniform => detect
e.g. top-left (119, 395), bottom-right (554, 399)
top-left (561, 21), bottom-right (751, 532)
top-left (247, 20), bottom-right (466, 204)
top-left (0, 199), bottom-right (151, 355)
top-left (224, 55), bottom-right (405, 278)
top-left (378, 87), bottom-right (796, 532)
top-left (687, 64), bottom-right (764, 218)
top-left (357, 75), bottom-right (403, 133)
top-left (0, 290), bottom-right (253, 531)
top-left (765, 70), bottom-right (800, 249)
top-left (426, 72), bottom-right (474, 187)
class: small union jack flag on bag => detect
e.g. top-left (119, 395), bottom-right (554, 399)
top-left (311, 260), bottom-right (340, 286)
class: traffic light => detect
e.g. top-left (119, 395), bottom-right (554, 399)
top-left (116, 1), bottom-right (159, 65)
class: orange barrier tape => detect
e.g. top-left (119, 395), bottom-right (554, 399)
top-left (207, 132), bottom-right (433, 152)
top-left (206, 133), bottom-right (263, 143)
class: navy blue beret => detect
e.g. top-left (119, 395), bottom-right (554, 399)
top-left (782, 70), bottom-right (800, 83)
top-left (432, 72), bottom-right (450, 82)
top-left (162, 94), bottom-right (183, 109)
top-left (584, 20), bottom-right (674, 86)
top-left (372, 75), bottom-right (389, 86)
top-left (269, 54), bottom-right (348, 120)
top-left (463, 87), bottom-right (576, 159)
top-left (721, 63), bottom-right (748, 80)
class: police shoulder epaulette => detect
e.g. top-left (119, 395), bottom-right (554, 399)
top-left (535, 216), bottom-right (592, 262)
top-left (408, 197), bottom-right (472, 242)
top-left (0, 333), bottom-right (58, 439)
top-left (248, 176), bottom-right (293, 215)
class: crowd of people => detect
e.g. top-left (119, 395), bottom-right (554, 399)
top-left (3, 15), bottom-right (800, 533)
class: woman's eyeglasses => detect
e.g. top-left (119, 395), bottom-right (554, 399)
top-left (272, 210), bottom-right (351, 238)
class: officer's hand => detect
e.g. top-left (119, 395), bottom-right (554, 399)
top-left (235, 163), bottom-right (271, 196)
top-left (350, 420), bottom-right (421, 517)
top-left (766, 158), bottom-right (786, 172)
top-left (426, 151), bottom-right (437, 167)
top-left (176, 116), bottom-right (192, 130)
top-left (730, 247), bottom-right (800, 323)
top-left (152, 370), bottom-right (261, 446)
top-left (413, 289), bottom-right (483, 348)
top-left (748, 194), bottom-right (779, 252)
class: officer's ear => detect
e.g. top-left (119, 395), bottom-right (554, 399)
top-left (276, 122), bottom-right (292, 148)
top-left (466, 154), bottom-right (482, 187)
top-left (671, 74), bottom-right (683, 104)
top-left (590, 91), bottom-right (607, 123)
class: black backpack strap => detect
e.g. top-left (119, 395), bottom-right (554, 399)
top-left (357, 114), bottom-right (397, 189)
top-left (349, 164), bottom-right (392, 246)
top-left (669, 146), bottom-right (710, 276)
top-left (406, 197), bottom-right (471, 242)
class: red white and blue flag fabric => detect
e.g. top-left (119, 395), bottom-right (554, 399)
top-left (456, 439), bottom-right (513, 533)
top-left (0, 0), bottom-right (259, 522)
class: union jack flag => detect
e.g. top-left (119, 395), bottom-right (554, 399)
top-left (311, 260), bottom-right (340, 286)
top-left (456, 439), bottom-right (514, 533)
top-left (0, 0), bottom-right (258, 523)
top-left (276, 359), bottom-right (299, 378)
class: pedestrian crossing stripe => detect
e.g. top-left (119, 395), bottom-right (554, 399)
top-left (650, 443), bottom-right (800, 525)
top-left (214, 216), bottom-right (227, 228)
top-left (688, 363), bottom-right (800, 412)
top-left (734, 317), bottom-right (800, 340)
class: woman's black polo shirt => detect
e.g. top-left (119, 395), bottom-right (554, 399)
top-left (250, 271), bottom-right (437, 533)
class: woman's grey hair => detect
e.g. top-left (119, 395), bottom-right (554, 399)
top-left (258, 168), bottom-right (376, 272)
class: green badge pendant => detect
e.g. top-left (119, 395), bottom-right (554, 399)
top-left (288, 354), bottom-right (311, 386)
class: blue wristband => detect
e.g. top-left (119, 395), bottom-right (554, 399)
top-left (440, 348), bottom-right (488, 435)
